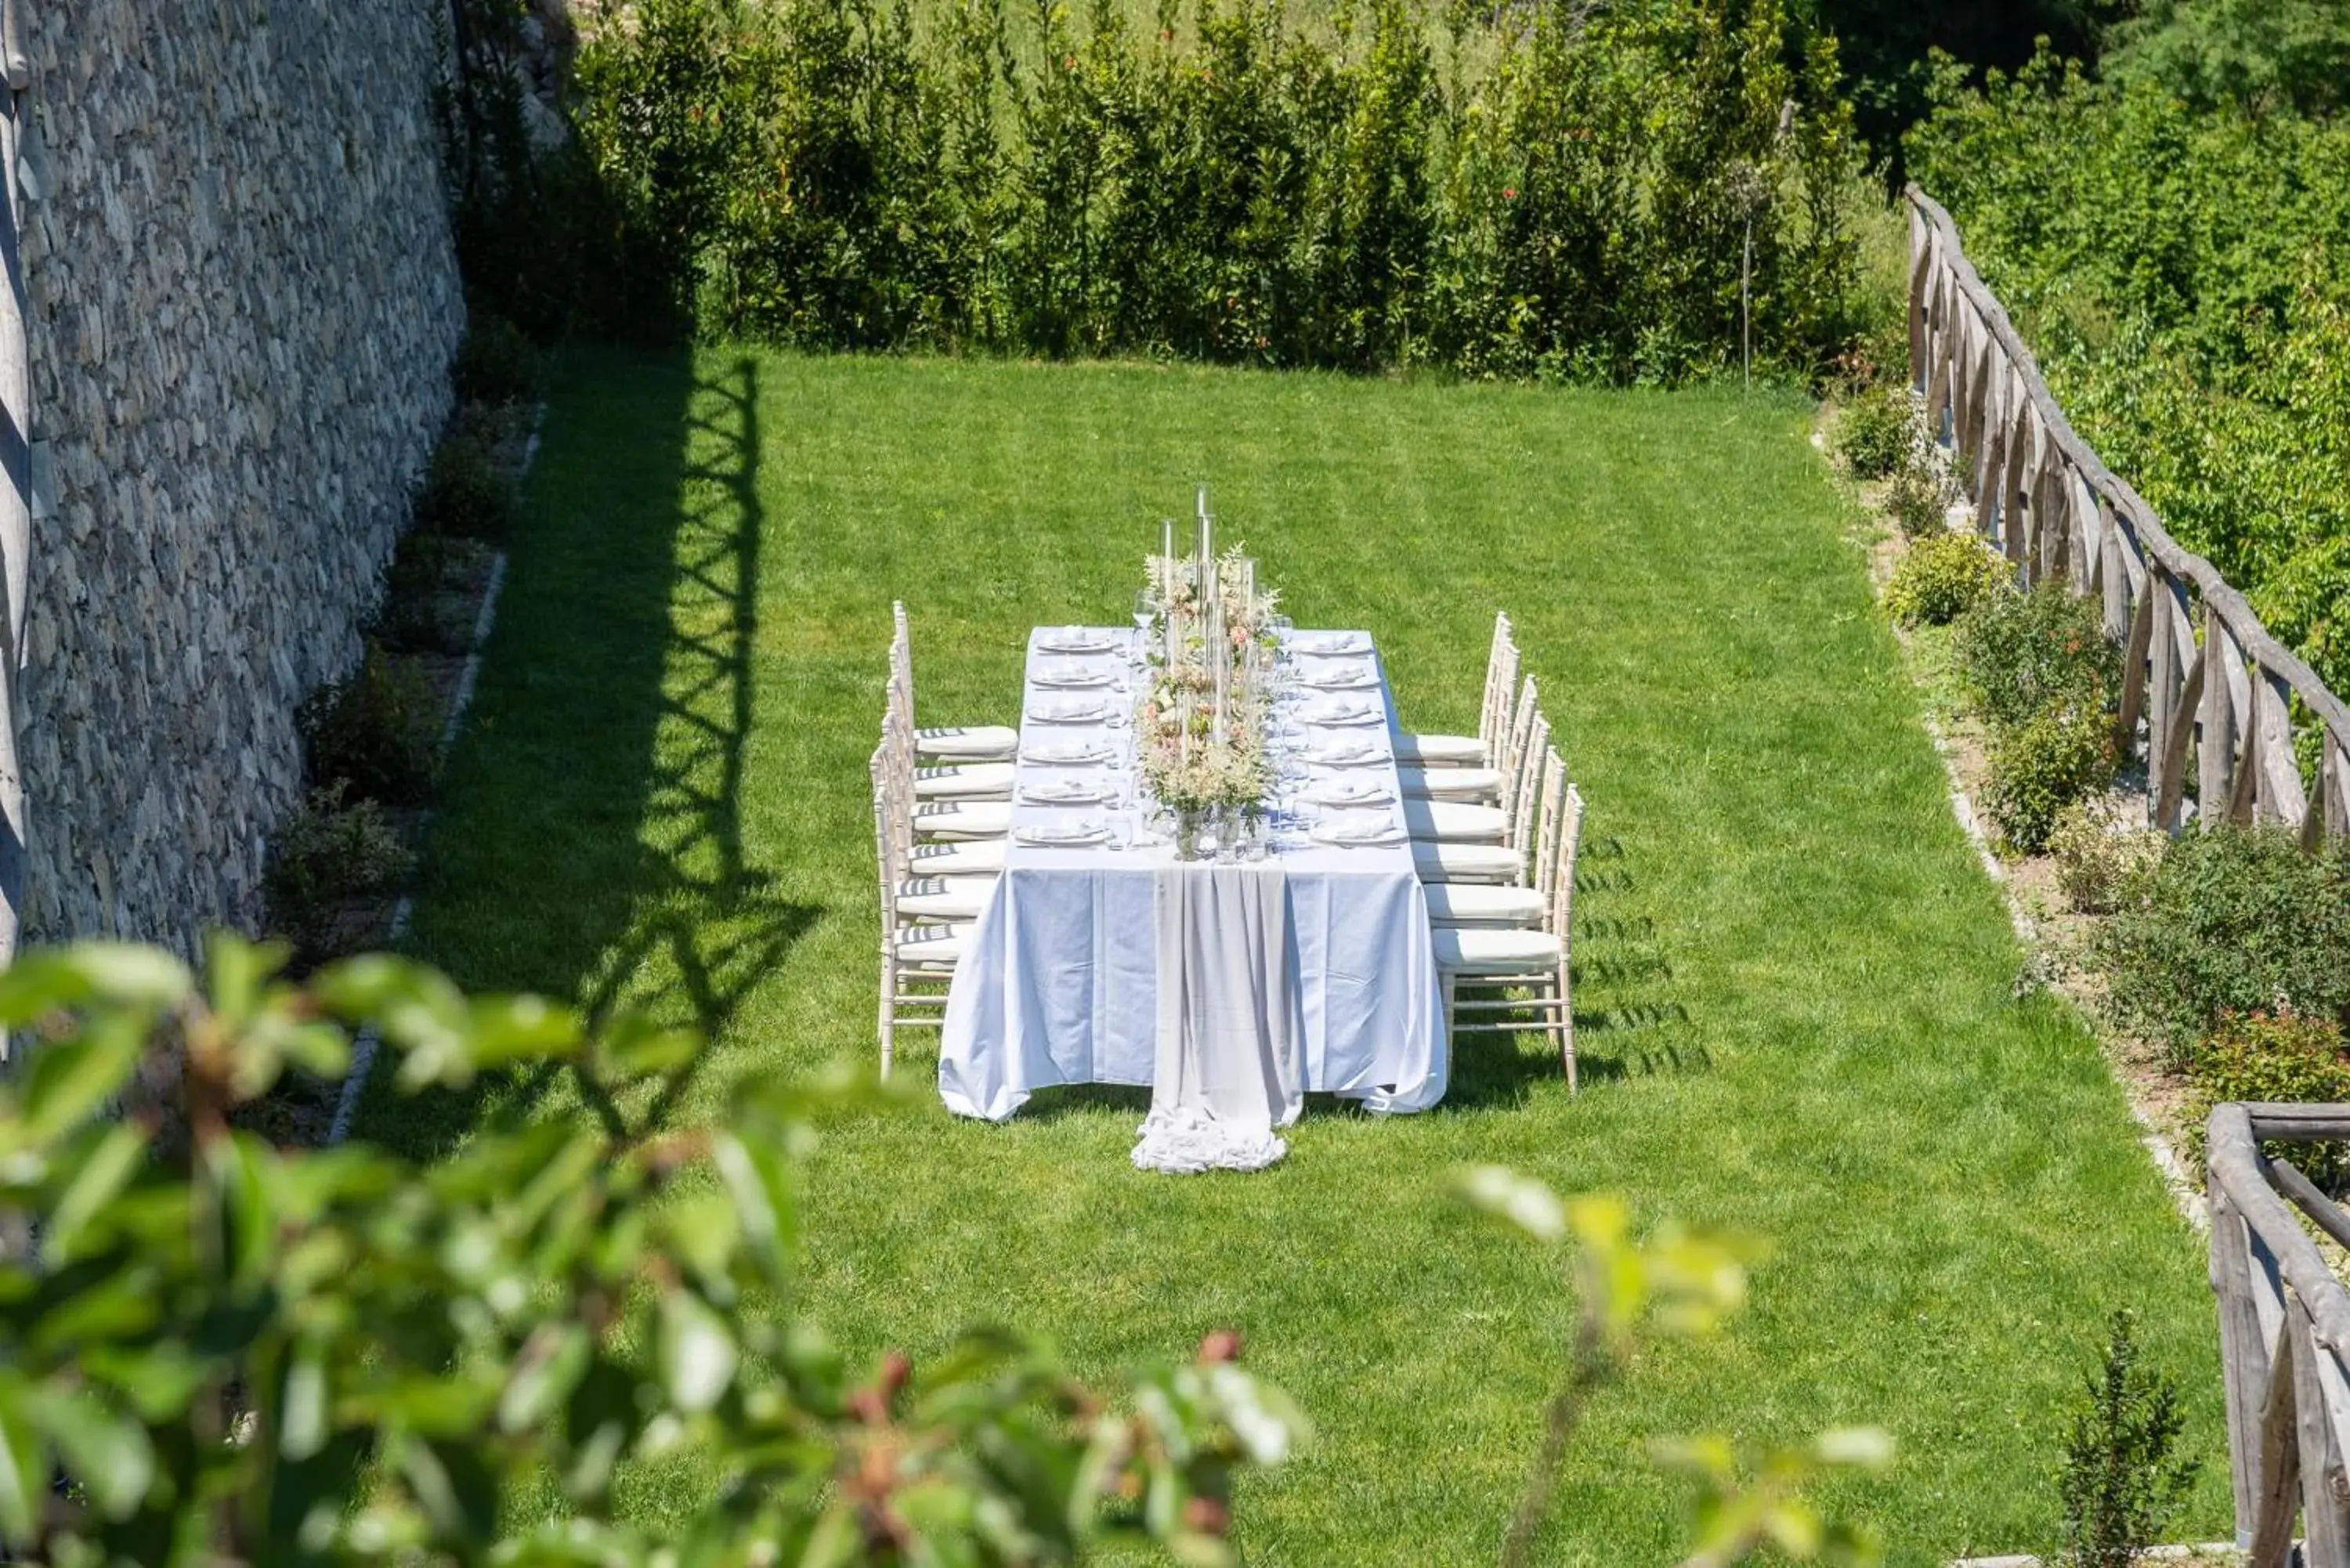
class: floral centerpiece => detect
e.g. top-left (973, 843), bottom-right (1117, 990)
top-left (1138, 535), bottom-right (1281, 858)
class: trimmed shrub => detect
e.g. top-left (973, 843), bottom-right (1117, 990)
top-left (1885, 463), bottom-right (1950, 540)
top-left (2047, 797), bottom-right (2160, 914)
top-left (299, 643), bottom-right (441, 807)
top-left (2183, 1011), bottom-right (2350, 1188)
top-left (414, 435), bottom-right (516, 543)
top-left (1833, 388), bottom-right (1911, 480)
top-left (453, 313), bottom-right (543, 406)
top-left (1885, 532), bottom-right (2005, 627)
top-left (264, 784), bottom-right (418, 959)
top-left (2094, 827), bottom-right (2350, 1068)
top-left (1952, 581), bottom-right (2119, 732)
top-left (1982, 704), bottom-right (2116, 854)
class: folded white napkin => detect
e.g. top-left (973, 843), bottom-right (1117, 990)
top-left (1307, 738), bottom-right (1385, 765)
top-left (1301, 778), bottom-right (1392, 807)
top-left (1299, 662), bottom-right (1379, 689)
top-left (1311, 817), bottom-right (1405, 847)
top-left (1032, 661), bottom-right (1115, 688)
top-left (1303, 697), bottom-right (1383, 726)
top-left (1015, 819), bottom-right (1108, 846)
top-left (1023, 739), bottom-right (1116, 764)
top-left (1037, 627), bottom-right (1117, 652)
top-left (1029, 697), bottom-right (1112, 723)
top-left (1021, 779), bottom-right (1106, 804)
top-left (1290, 631), bottom-right (1370, 656)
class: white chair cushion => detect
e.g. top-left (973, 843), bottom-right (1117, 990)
top-left (1394, 732), bottom-right (1484, 767)
top-left (913, 801), bottom-right (1009, 840)
top-left (894, 923), bottom-right (973, 968)
top-left (1432, 926), bottom-right (1562, 972)
top-left (913, 762), bottom-right (1014, 800)
top-left (1398, 764), bottom-right (1502, 801)
top-left (1422, 883), bottom-right (1544, 927)
top-left (1402, 799), bottom-right (1508, 843)
top-left (915, 724), bottom-right (1018, 761)
top-left (910, 840), bottom-right (1006, 876)
top-left (1412, 841), bottom-right (1522, 883)
top-left (896, 874), bottom-right (999, 922)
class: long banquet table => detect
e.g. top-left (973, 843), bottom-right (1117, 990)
top-left (938, 626), bottom-right (1448, 1157)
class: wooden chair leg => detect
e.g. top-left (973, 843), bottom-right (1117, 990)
top-left (879, 956), bottom-right (897, 1078)
top-left (1441, 973), bottom-right (1457, 1043)
top-left (1556, 960), bottom-right (1575, 1093)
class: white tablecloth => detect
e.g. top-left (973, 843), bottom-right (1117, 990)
top-left (938, 627), bottom-right (1448, 1123)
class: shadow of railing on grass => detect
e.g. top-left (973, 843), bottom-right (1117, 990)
top-left (370, 352), bottom-right (819, 1157)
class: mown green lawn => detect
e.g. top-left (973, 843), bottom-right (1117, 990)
top-left (358, 346), bottom-right (2228, 1564)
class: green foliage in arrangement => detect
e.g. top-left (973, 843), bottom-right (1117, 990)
top-left (560, 0), bottom-right (1877, 383)
top-left (1907, 52), bottom-right (2350, 700)
top-left (2052, 1310), bottom-right (2200, 1568)
top-left (265, 785), bottom-right (418, 959)
top-left (1884, 531), bottom-right (2003, 627)
top-left (0, 936), bottom-right (1299, 1565)
top-left (2093, 826), bottom-right (2350, 1070)
top-left (299, 642), bottom-right (443, 808)
top-left (2182, 1010), bottom-right (2350, 1187)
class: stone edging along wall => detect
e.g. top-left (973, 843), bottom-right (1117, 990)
top-left (17, 0), bottom-right (464, 950)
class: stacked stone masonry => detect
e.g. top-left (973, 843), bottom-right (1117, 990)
top-left (17, 0), bottom-right (464, 949)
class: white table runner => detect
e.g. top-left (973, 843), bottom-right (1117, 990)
top-left (938, 627), bottom-right (1448, 1157)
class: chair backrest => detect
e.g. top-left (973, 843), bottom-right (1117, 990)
top-left (1479, 615), bottom-right (1519, 756)
top-left (1509, 712), bottom-right (1550, 852)
top-left (1546, 765), bottom-right (1584, 941)
top-left (890, 601), bottom-right (916, 721)
top-left (870, 742), bottom-right (903, 941)
top-left (1497, 673), bottom-right (1541, 825)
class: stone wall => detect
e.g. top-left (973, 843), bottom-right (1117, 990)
top-left (16, 0), bottom-right (465, 948)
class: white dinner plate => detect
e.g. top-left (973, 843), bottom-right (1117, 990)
top-left (1031, 663), bottom-right (1118, 689)
top-left (1297, 663), bottom-right (1379, 690)
top-left (1290, 631), bottom-right (1371, 656)
top-left (1020, 779), bottom-right (1108, 805)
top-left (1028, 697), bottom-right (1113, 724)
top-left (1303, 697), bottom-right (1384, 726)
top-left (1310, 818), bottom-right (1407, 847)
top-left (1036, 628), bottom-right (1120, 654)
top-left (1015, 821), bottom-right (1109, 847)
top-left (1307, 737), bottom-right (1386, 766)
top-left (1300, 778), bottom-right (1393, 807)
top-left (1022, 739), bottom-right (1117, 765)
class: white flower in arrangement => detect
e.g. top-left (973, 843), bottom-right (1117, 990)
top-left (1137, 547), bottom-right (1282, 817)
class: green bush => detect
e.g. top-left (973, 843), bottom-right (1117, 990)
top-left (0, 935), bottom-right (1297, 1564)
top-left (371, 530), bottom-right (478, 656)
top-left (452, 312), bottom-right (542, 406)
top-left (2047, 797), bottom-right (2160, 914)
top-left (414, 435), bottom-right (516, 543)
top-left (264, 783), bottom-right (418, 959)
top-left (1833, 388), bottom-right (1912, 480)
top-left (1885, 463), bottom-right (1950, 539)
top-left (2053, 1310), bottom-right (2200, 1568)
top-left (1982, 703), bottom-right (2116, 854)
top-left (2182, 1010), bottom-right (2350, 1187)
top-left (298, 642), bottom-right (442, 807)
top-left (1952, 581), bottom-right (2120, 733)
top-left (1885, 532), bottom-right (2005, 626)
top-left (2094, 827), bottom-right (2350, 1068)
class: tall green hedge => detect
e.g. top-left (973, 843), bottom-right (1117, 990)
top-left (559, 0), bottom-right (1880, 384)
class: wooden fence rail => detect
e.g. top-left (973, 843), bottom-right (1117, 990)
top-left (1907, 185), bottom-right (2350, 847)
top-left (2207, 1104), bottom-right (2350, 1563)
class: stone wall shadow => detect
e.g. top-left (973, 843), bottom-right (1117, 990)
top-left (361, 349), bottom-right (818, 1158)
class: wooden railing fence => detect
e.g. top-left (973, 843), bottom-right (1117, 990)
top-left (2207, 1105), bottom-right (2350, 1563)
top-left (1907, 186), bottom-right (2350, 847)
